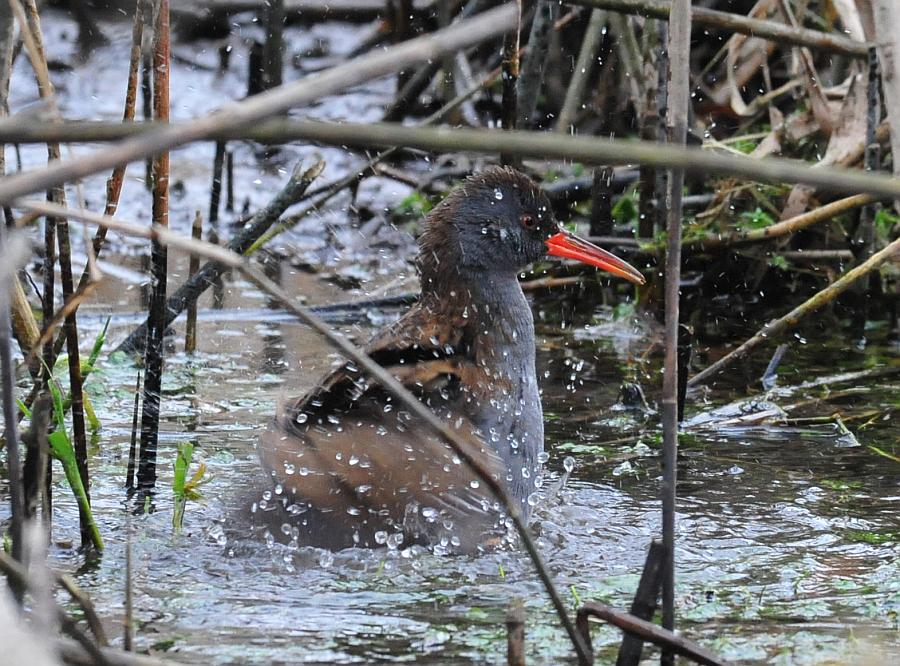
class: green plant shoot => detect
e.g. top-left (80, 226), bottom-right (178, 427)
top-left (173, 441), bottom-right (208, 529)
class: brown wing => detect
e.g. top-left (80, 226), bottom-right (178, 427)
top-left (257, 298), bottom-right (506, 543)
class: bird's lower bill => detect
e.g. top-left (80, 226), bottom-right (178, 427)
top-left (545, 231), bottom-right (646, 285)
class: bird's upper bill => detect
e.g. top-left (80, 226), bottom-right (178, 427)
top-left (546, 231), bottom-right (646, 285)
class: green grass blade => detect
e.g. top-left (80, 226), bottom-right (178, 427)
top-left (49, 428), bottom-right (104, 551)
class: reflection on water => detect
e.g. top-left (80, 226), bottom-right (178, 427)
top-left (10, 258), bottom-right (894, 665)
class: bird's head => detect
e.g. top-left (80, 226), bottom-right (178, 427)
top-left (417, 166), bottom-right (645, 287)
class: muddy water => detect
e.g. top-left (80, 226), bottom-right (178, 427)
top-left (2, 8), bottom-right (899, 665)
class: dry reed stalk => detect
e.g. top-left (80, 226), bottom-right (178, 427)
top-left (14, 118), bottom-right (900, 200)
top-left (208, 141), bottom-right (225, 226)
top-left (0, 3), bottom-right (40, 360)
top-left (23, 279), bottom-right (100, 369)
top-left (576, 602), bottom-right (727, 666)
top-left (261, 0), bottom-right (284, 91)
top-left (0, 548), bottom-right (109, 664)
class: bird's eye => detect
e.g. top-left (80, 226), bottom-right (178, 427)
top-left (520, 214), bottom-right (536, 229)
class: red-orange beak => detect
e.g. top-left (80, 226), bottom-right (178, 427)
top-left (546, 231), bottom-right (645, 285)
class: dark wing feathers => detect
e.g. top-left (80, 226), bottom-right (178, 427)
top-left (259, 297), bottom-right (506, 536)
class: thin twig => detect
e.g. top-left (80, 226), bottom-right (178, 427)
top-left (57, 573), bottom-right (109, 646)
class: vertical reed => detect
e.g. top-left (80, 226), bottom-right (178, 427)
top-left (500, 1), bottom-right (521, 167)
top-left (393, 0), bottom-right (414, 90)
top-left (125, 370), bottom-right (141, 491)
top-left (0, 2), bottom-right (23, 574)
top-left (1, 224), bottom-right (24, 579)
top-left (852, 47), bottom-right (882, 340)
top-left (185, 211), bottom-right (201, 353)
top-left (556, 9), bottom-right (606, 134)
top-left (506, 598), bottom-right (525, 666)
top-left (660, 2), bottom-right (691, 662)
top-left (517, 0), bottom-right (558, 128)
top-left (209, 141), bottom-right (226, 227)
top-left (225, 149), bottom-right (235, 213)
top-left (262, 0), bottom-right (285, 91)
top-left (637, 19), bottom-right (661, 240)
top-left (137, 0), bottom-right (170, 491)
top-left (15, 0), bottom-right (94, 547)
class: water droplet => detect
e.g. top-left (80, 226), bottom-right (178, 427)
top-left (296, 413), bottom-right (308, 424)
top-left (563, 456), bottom-right (576, 473)
top-left (349, 455), bottom-right (360, 466)
top-left (494, 188), bottom-right (503, 200)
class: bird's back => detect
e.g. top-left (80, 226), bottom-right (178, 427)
top-left (258, 296), bottom-right (516, 550)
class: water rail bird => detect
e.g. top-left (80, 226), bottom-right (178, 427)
top-left (258, 166), bottom-right (645, 551)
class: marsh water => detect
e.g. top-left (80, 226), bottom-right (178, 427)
top-left (17, 258), bottom-right (896, 665)
top-left (2, 8), bottom-right (899, 665)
